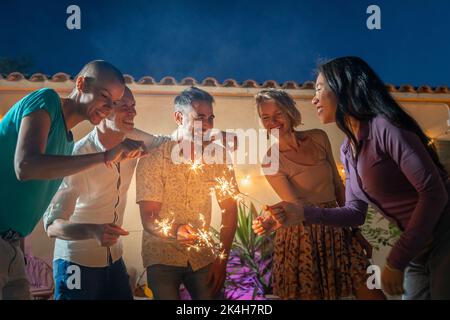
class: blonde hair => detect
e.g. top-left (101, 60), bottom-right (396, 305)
top-left (255, 89), bottom-right (302, 128)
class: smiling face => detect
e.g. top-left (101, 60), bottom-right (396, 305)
top-left (176, 100), bottom-right (215, 138)
top-left (78, 76), bottom-right (125, 125)
top-left (258, 99), bottom-right (291, 136)
top-left (104, 87), bottom-right (137, 134)
top-left (312, 73), bottom-right (338, 124)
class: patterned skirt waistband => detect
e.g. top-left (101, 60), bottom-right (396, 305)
top-left (303, 200), bottom-right (339, 209)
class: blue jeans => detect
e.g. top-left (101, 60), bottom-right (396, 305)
top-left (53, 258), bottom-right (133, 300)
top-left (403, 211), bottom-right (450, 300)
top-left (147, 263), bottom-right (219, 300)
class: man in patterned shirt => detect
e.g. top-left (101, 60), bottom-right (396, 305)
top-left (136, 87), bottom-right (238, 300)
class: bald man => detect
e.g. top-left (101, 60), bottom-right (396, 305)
top-left (0, 61), bottom-right (146, 300)
top-left (42, 87), bottom-right (169, 300)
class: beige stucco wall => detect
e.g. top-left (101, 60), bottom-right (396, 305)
top-left (1, 79), bottom-right (450, 285)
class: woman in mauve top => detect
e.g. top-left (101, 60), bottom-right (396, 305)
top-left (254, 56), bottom-right (450, 299)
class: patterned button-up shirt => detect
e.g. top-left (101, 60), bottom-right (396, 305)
top-left (136, 140), bottom-right (239, 271)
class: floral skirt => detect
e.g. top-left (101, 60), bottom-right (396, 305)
top-left (272, 201), bottom-right (370, 300)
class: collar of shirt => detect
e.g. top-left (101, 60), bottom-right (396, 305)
top-left (91, 127), bottom-right (107, 152)
top-left (341, 119), bottom-right (372, 158)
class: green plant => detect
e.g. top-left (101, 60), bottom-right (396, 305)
top-left (361, 206), bottom-right (402, 250)
top-left (213, 201), bottom-right (274, 299)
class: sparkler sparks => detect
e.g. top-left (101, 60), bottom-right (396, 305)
top-left (186, 224), bottom-right (227, 260)
top-left (154, 217), bottom-right (175, 237)
top-left (153, 166), bottom-right (266, 262)
top-left (214, 174), bottom-right (263, 207)
top-left (189, 160), bottom-right (204, 173)
top-left (154, 212), bottom-right (227, 260)
top-left (214, 175), bottom-right (247, 203)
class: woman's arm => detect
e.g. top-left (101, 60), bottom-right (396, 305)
top-left (321, 130), bottom-right (345, 206)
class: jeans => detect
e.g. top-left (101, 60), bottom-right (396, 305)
top-left (403, 210), bottom-right (450, 300)
top-left (53, 257), bottom-right (133, 300)
top-left (0, 238), bottom-right (30, 300)
top-left (147, 263), bottom-right (219, 300)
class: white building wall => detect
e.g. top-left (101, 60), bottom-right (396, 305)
top-left (1, 79), bottom-right (449, 289)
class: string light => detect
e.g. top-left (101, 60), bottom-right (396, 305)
top-left (240, 174), bottom-right (251, 186)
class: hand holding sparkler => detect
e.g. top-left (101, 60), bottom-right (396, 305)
top-left (252, 205), bottom-right (282, 236)
top-left (176, 224), bottom-right (198, 246)
top-left (153, 217), bottom-right (197, 245)
top-left (265, 201), bottom-right (305, 228)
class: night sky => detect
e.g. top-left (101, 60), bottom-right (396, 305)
top-left (1, 0), bottom-right (449, 86)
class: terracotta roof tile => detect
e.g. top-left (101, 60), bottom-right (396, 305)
top-left (180, 77), bottom-right (197, 86)
top-left (385, 84), bottom-right (398, 92)
top-left (242, 79), bottom-right (259, 88)
top-left (262, 80), bottom-right (279, 88)
top-left (222, 79), bottom-right (239, 87)
top-left (29, 73), bottom-right (48, 82)
top-left (300, 81), bottom-right (315, 90)
top-left (201, 77), bottom-right (219, 87)
top-left (137, 76), bottom-right (156, 85)
top-left (0, 72), bottom-right (448, 94)
top-left (122, 74), bottom-right (135, 84)
top-left (417, 85), bottom-right (433, 93)
top-left (7, 72), bottom-right (25, 81)
top-left (159, 76), bottom-right (177, 85)
top-left (435, 86), bottom-right (449, 94)
top-left (51, 72), bottom-right (71, 82)
top-left (281, 81), bottom-right (299, 89)
top-left (399, 84), bottom-right (416, 93)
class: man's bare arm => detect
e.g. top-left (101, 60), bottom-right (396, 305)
top-left (139, 201), bottom-right (196, 244)
top-left (217, 198), bottom-right (238, 257)
top-left (14, 110), bottom-right (146, 181)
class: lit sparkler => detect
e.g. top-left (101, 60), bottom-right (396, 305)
top-left (154, 217), bottom-right (175, 237)
top-left (189, 160), bottom-right (204, 173)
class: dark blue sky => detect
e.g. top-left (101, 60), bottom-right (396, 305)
top-left (1, 0), bottom-right (449, 86)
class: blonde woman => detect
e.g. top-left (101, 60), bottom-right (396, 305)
top-left (253, 89), bottom-right (385, 300)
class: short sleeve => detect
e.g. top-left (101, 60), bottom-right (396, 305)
top-left (136, 146), bottom-right (165, 203)
top-left (43, 170), bottom-right (87, 231)
top-left (22, 88), bottom-right (60, 123)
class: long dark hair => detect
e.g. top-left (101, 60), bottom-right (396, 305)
top-left (318, 56), bottom-right (446, 174)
